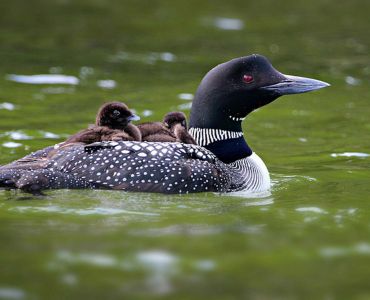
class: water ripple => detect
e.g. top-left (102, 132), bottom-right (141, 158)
top-left (97, 79), bottom-right (116, 89)
top-left (331, 152), bottom-right (369, 158)
top-left (9, 205), bottom-right (159, 216)
top-left (2, 142), bottom-right (22, 148)
top-left (296, 207), bottom-right (328, 214)
top-left (177, 93), bottom-right (194, 101)
top-left (0, 102), bottom-right (16, 111)
top-left (213, 17), bottom-right (244, 30)
top-left (0, 287), bottom-right (25, 300)
top-left (6, 74), bottom-right (79, 85)
top-left (319, 242), bottom-right (370, 258)
top-left (108, 51), bottom-right (177, 64)
top-left (129, 224), bottom-right (264, 237)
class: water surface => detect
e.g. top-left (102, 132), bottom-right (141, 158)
top-left (0, 0), bottom-right (369, 299)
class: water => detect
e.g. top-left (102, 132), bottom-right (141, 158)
top-left (0, 0), bottom-right (369, 298)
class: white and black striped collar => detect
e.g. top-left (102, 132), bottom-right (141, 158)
top-left (189, 127), bottom-right (244, 147)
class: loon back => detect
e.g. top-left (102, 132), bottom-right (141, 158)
top-left (0, 141), bottom-right (270, 194)
top-left (0, 54), bottom-right (329, 193)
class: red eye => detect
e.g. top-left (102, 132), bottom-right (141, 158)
top-left (243, 75), bottom-right (254, 83)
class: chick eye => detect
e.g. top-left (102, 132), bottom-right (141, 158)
top-left (113, 110), bottom-right (120, 116)
top-left (243, 75), bottom-right (254, 83)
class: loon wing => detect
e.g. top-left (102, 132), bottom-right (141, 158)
top-left (3, 141), bottom-right (230, 194)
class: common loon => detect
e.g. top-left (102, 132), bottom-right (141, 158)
top-left (138, 111), bottom-right (196, 144)
top-left (63, 101), bottom-right (141, 144)
top-left (0, 54), bottom-right (329, 194)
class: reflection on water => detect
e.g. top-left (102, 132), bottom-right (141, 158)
top-left (2, 141), bottom-right (22, 148)
top-left (9, 205), bottom-right (159, 216)
top-left (0, 287), bottom-right (25, 300)
top-left (1, 130), bottom-right (62, 139)
top-left (319, 243), bottom-right (370, 258)
top-left (295, 207), bottom-right (328, 214)
top-left (49, 249), bottom-right (217, 295)
top-left (40, 87), bottom-right (75, 94)
top-left (108, 51), bottom-right (177, 64)
top-left (0, 102), bottom-right (16, 111)
top-left (345, 76), bottom-right (361, 86)
top-left (271, 174), bottom-right (317, 191)
top-left (1, 131), bottom-right (33, 140)
top-left (6, 74), bottom-right (79, 85)
top-left (55, 250), bottom-right (120, 268)
top-left (96, 79), bottom-right (117, 89)
top-left (212, 17), bottom-right (244, 30)
top-left (331, 152), bottom-right (369, 158)
top-left (136, 250), bottom-right (177, 294)
top-left (177, 93), bottom-right (194, 101)
top-left (129, 223), bottom-right (265, 237)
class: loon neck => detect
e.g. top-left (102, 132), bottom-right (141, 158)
top-left (206, 136), bottom-right (252, 164)
top-left (189, 88), bottom-right (253, 163)
top-left (188, 126), bottom-right (252, 164)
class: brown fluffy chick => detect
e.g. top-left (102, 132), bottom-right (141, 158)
top-left (64, 102), bottom-right (141, 145)
top-left (138, 111), bottom-right (196, 144)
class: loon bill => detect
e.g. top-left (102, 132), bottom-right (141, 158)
top-left (0, 54), bottom-right (329, 194)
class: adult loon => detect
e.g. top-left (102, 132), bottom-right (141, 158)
top-left (0, 54), bottom-right (329, 193)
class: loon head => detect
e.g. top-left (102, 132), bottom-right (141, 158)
top-left (189, 54), bottom-right (329, 131)
top-left (163, 111), bottom-right (187, 129)
top-left (96, 102), bottom-right (140, 129)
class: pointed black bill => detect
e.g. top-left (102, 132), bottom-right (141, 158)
top-left (261, 74), bottom-right (330, 95)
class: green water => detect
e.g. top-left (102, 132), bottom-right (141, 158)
top-left (0, 0), bottom-right (369, 299)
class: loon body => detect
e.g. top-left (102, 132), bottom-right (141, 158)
top-left (0, 54), bottom-right (329, 194)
